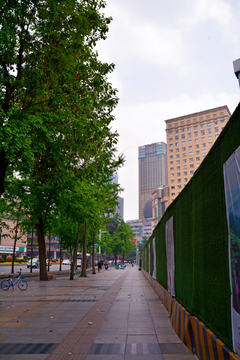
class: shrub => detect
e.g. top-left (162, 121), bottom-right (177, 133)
top-left (2, 254), bottom-right (7, 262)
top-left (0, 257), bottom-right (4, 263)
top-left (7, 256), bottom-right (12, 260)
top-left (23, 255), bottom-right (28, 261)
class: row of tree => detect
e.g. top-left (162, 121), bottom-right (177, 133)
top-left (0, 0), bottom-right (134, 280)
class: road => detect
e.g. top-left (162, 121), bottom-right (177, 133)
top-left (0, 263), bottom-right (71, 275)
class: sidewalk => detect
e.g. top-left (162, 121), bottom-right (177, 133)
top-left (0, 265), bottom-right (198, 360)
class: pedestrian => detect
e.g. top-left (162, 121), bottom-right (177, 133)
top-left (98, 261), bottom-right (102, 272)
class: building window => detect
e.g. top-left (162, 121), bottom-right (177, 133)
top-left (178, 185), bottom-right (182, 189)
top-left (175, 130), bottom-right (179, 133)
top-left (195, 138), bottom-right (199, 143)
top-left (182, 147), bottom-right (186, 151)
top-left (201, 130), bottom-right (205, 135)
top-left (170, 161), bottom-right (174, 164)
top-left (176, 160), bottom-right (180, 164)
top-left (177, 172), bottom-right (181, 176)
top-left (214, 127), bottom-right (218, 132)
top-left (170, 155), bottom-right (173, 158)
top-left (176, 148), bottom-right (179, 152)
top-left (202, 143), bottom-right (206, 147)
top-left (170, 137), bottom-right (173, 140)
top-left (181, 134), bottom-right (185, 139)
top-left (177, 179), bottom-right (181, 183)
top-left (175, 135), bottom-right (179, 140)
top-left (208, 128), bottom-right (212, 134)
top-left (190, 164), bottom-right (194, 168)
top-left (170, 167), bottom-right (174, 170)
top-left (170, 149), bottom-right (173, 153)
top-left (189, 152), bottom-right (193, 155)
top-left (176, 142), bottom-right (179, 146)
top-left (207, 123), bottom-right (211, 126)
top-left (200, 124), bottom-right (204, 128)
top-left (214, 121), bottom-right (218, 125)
top-left (181, 128), bottom-right (185, 132)
top-left (171, 193), bottom-right (175, 196)
top-left (184, 178), bottom-right (188, 182)
top-left (209, 142), bottom-right (213, 146)
top-left (196, 151), bottom-right (199, 155)
top-left (182, 153), bottom-right (186, 157)
top-left (169, 131), bottom-right (173, 134)
top-left (182, 141), bottom-right (185, 145)
top-left (188, 140), bottom-right (192, 144)
top-left (184, 171), bottom-right (187, 175)
top-left (196, 163), bottom-right (200, 167)
top-left (188, 133), bottom-right (191, 138)
top-left (194, 131), bottom-right (198, 137)
top-left (196, 157), bottom-right (200, 161)
top-left (177, 166), bottom-right (180, 170)
top-left (208, 136), bottom-right (212, 140)
top-left (171, 180), bottom-right (174, 183)
top-left (183, 165), bottom-right (187, 169)
top-left (176, 154), bottom-right (180, 158)
top-left (189, 146), bottom-right (192, 150)
top-left (215, 134), bottom-right (219, 139)
top-left (220, 119), bottom-right (225, 123)
top-left (183, 159), bottom-right (187, 163)
top-left (195, 144), bottom-right (199, 149)
top-left (190, 170), bottom-right (194, 174)
top-left (190, 158), bottom-right (193, 162)
top-left (171, 186), bottom-right (175, 189)
top-left (194, 126), bottom-right (198, 129)
top-left (170, 173), bottom-right (174, 176)
top-left (202, 150), bottom-right (206, 154)
top-left (201, 137), bottom-right (205, 141)
top-left (169, 144), bottom-right (173, 147)
top-left (187, 127), bottom-right (191, 131)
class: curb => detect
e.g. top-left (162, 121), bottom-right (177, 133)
top-left (0, 268), bottom-right (92, 279)
top-left (142, 269), bottom-right (239, 360)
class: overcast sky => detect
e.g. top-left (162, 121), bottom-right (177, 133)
top-left (97, 0), bottom-right (240, 221)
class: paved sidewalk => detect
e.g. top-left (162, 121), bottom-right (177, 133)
top-left (0, 265), bottom-right (197, 360)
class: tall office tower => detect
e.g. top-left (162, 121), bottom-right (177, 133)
top-left (110, 173), bottom-right (124, 219)
top-left (138, 142), bottom-right (168, 221)
top-left (165, 105), bottom-right (231, 203)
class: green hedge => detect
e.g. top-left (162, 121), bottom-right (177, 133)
top-left (142, 102), bottom-right (240, 349)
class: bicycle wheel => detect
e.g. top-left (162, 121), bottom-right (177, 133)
top-left (18, 280), bottom-right (28, 291)
top-left (1, 280), bottom-right (10, 291)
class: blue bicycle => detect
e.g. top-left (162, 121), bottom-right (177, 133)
top-left (1, 269), bottom-right (28, 291)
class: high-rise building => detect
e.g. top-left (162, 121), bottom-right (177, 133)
top-left (138, 142), bottom-right (168, 221)
top-left (165, 105), bottom-right (231, 203)
top-left (110, 172), bottom-right (124, 219)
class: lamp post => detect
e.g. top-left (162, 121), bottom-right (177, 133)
top-left (99, 230), bottom-right (106, 260)
top-left (233, 59), bottom-right (240, 88)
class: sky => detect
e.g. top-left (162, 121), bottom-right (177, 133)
top-left (97, 0), bottom-right (240, 221)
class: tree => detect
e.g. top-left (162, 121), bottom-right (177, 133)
top-left (1, 0), bottom-right (124, 280)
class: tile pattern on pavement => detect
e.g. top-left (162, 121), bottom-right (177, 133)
top-left (0, 266), bottom-right (198, 360)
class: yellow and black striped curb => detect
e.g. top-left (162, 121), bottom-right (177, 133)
top-left (142, 269), bottom-right (239, 360)
top-left (170, 297), bottom-right (194, 352)
top-left (190, 316), bottom-right (238, 360)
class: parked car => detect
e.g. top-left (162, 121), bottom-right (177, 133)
top-left (27, 258), bottom-right (39, 268)
top-left (62, 259), bottom-right (70, 265)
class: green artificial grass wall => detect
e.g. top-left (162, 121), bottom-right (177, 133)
top-left (141, 102), bottom-right (240, 350)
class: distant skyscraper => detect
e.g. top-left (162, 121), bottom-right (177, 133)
top-left (110, 172), bottom-right (124, 219)
top-left (138, 142), bottom-right (168, 221)
top-left (165, 105), bottom-right (231, 203)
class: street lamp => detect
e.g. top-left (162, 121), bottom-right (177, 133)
top-left (233, 58), bottom-right (240, 88)
top-left (99, 230), bottom-right (106, 258)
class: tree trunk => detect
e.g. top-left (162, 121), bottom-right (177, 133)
top-left (114, 253), bottom-right (117, 265)
top-left (59, 236), bottom-right (62, 271)
top-left (122, 253), bottom-right (125, 264)
top-left (30, 228), bottom-right (34, 273)
top-left (92, 223), bottom-right (96, 275)
top-left (11, 212), bottom-right (20, 274)
top-left (70, 221), bottom-right (81, 280)
top-left (36, 217), bottom-right (48, 281)
top-left (80, 222), bottom-right (87, 277)
top-left (48, 232), bottom-right (50, 272)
